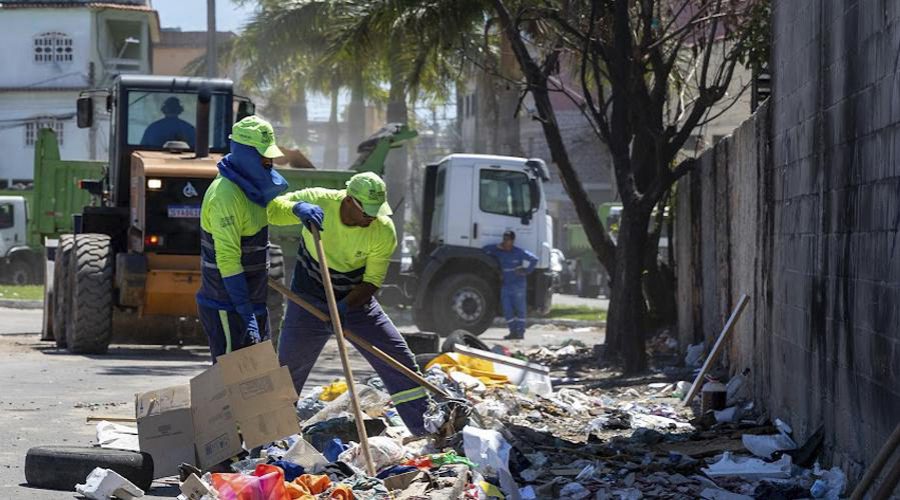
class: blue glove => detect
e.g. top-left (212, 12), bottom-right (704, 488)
top-left (222, 274), bottom-right (261, 344)
top-left (292, 202), bottom-right (324, 231)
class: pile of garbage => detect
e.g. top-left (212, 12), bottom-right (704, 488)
top-left (71, 339), bottom-right (847, 499)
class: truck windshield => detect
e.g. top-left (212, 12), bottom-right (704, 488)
top-left (479, 170), bottom-right (533, 217)
top-left (126, 90), bottom-right (229, 150)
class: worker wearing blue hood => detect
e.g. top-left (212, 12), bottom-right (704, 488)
top-left (196, 116), bottom-right (288, 361)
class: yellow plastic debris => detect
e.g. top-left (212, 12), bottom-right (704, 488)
top-left (319, 380), bottom-right (348, 401)
top-left (425, 353), bottom-right (510, 385)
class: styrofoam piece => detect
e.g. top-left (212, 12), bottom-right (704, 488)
top-left (702, 452), bottom-right (792, 479)
top-left (75, 467), bottom-right (144, 499)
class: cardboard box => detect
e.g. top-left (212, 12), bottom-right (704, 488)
top-left (136, 341), bottom-right (300, 475)
top-left (135, 384), bottom-right (195, 478)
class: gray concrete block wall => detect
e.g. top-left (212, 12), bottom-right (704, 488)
top-left (675, 0), bottom-right (900, 478)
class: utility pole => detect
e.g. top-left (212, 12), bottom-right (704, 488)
top-left (206, 0), bottom-right (217, 78)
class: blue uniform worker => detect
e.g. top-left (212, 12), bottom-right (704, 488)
top-left (483, 230), bottom-right (539, 340)
top-left (141, 97), bottom-right (196, 148)
top-left (196, 116), bottom-right (288, 362)
top-left (268, 173), bottom-right (432, 435)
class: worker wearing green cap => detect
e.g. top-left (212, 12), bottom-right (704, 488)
top-left (268, 172), bottom-right (431, 435)
top-left (197, 115), bottom-right (288, 362)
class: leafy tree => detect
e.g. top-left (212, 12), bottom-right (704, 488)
top-left (489, 0), bottom-right (767, 372)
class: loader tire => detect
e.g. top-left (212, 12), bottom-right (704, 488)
top-left (25, 445), bottom-right (153, 491)
top-left (67, 234), bottom-right (114, 354)
top-left (431, 273), bottom-right (496, 336)
top-left (52, 235), bottom-right (74, 348)
top-left (267, 243), bottom-right (286, 349)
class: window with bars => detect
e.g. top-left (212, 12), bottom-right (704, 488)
top-left (25, 119), bottom-right (64, 147)
top-left (33, 32), bottom-right (74, 64)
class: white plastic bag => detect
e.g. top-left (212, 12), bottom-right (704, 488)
top-left (338, 436), bottom-right (407, 472)
top-left (462, 426), bottom-right (520, 500)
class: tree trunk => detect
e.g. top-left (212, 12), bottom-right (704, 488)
top-left (324, 88), bottom-right (339, 167)
top-left (290, 85), bottom-right (308, 147)
top-left (348, 73), bottom-right (366, 149)
top-left (497, 34), bottom-right (523, 156)
top-left (606, 207), bottom-right (651, 373)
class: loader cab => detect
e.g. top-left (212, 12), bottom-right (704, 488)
top-left (77, 75), bottom-right (236, 208)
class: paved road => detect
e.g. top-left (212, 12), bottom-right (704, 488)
top-left (0, 307), bottom-right (603, 498)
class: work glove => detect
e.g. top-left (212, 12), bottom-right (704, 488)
top-left (292, 202), bottom-right (324, 231)
top-left (222, 273), bottom-right (262, 345)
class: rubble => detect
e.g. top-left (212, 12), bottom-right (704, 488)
top-left (54, 338), bottom-right (846, 499)
top-left (75, 467), bottom-right (144, 500)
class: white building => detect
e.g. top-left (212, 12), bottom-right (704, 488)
top-left (0, 0), bottom-right (159, 188)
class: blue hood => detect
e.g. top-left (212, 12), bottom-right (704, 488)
top-left (217, 142), bottom-right (288, 207)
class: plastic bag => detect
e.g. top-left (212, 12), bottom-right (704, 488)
top-left (319, 380), bottom-right (348, 402)
top-left (211, 464), bottom-right (288, 500)
top-left (304, 385), bottom-right (390, 426)
top-left (462, 426), bottom-right (519, 499)
top-left (338, 436), bottom-right (407, 472)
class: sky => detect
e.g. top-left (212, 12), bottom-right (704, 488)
top-left (149, 0), bottom-right (256, 33)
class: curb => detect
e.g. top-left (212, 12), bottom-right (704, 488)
top-left (492, 317), bottom-right (605, 328)
top-left (0, 299), bottom-right (43, 310)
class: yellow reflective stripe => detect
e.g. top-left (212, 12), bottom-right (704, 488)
top-left (219, 310), bottom-right (233, 353)
top-left (391, 386), bottom-right (427, 405)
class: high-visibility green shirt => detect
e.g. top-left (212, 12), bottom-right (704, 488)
top-left (268, 187), bottom-right (397, 287)
top-left (200, 176), bottom-right (270, 278)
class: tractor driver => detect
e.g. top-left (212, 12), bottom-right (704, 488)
top-left (141, 96), bottom-right (196, 148)
top-left (196, 116), bottom-right (288, 361)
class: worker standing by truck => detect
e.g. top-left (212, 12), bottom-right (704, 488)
top-left (196, 116), bottom-right (288, 361)
top-left (483, 230), bottom-right (539, 340)
top-left (268, 172), bottom-right (431, 435)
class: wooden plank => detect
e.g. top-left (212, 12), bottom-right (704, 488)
top-left (682, 293), bottom-right (750, 406)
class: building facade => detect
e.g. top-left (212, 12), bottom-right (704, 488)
top-left (0, 0), bottom-right (158, 187)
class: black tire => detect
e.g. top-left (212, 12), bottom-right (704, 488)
top-left (52, 235), bottom-right (74, 348)
top-left (414, 352), bottom-right (440, 369)
top-left (67, 234), bottom-right (114, 354)
top-left (441, 329), bottom-right (491, 352)
top-left (6, 257), bottom-right (31, 285)
top-left (431, 273), bottom-right (496, 336)
top-left (267, 243), bottom-right (286, 349)
top-left (25, 446), bottom-right (153, 491)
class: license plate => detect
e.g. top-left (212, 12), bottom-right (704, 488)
top-left (167, 205), bottom-right (201, 218)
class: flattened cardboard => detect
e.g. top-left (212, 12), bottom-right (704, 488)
top-left (134, 384), bottom-right (195, 478)
top-left (137, 341), bottom-right (301, 473)
top-left (190, 343), bottom-right (298, 468)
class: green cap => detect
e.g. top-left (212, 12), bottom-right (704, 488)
top-left (346, 172), bottom-right (392, 217)
top-left (230, 116), bottom-right (283, 158)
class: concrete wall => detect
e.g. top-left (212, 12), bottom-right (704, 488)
top-left (675, 0), bottom-right (900, 477)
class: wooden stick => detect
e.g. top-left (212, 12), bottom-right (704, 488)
top-left (871, 453), bottom-right (900, 500)
top-left (683, 293), bottom-right (750, 405)
top-left (86, 416), bottom-right (136, 423)
top-left (268, 278), bottom-right (452, 400)
top-left (309, 226), bottom-right (376, 477)
top-left (850, 421), bottom-right (900, 500)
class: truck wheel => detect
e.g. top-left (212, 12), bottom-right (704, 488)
top-left (67, 234), bottom-right (114, 354)
top-left (25, 445), bottom-right (153, 491)
top-left (431, 274), bottom-right (496, 336)
top-left (267, 243), bottom-right (286, 349)
top-left (52, 235), bottom-right (75, 348)
top-left (6, 258), bottom-right (31, 285)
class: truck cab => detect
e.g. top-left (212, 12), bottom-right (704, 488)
top-left (410, 154), bottom-right (553, 335)
top-left (0, 195), bottom-right (38, 285)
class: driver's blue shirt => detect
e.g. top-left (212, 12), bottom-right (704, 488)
top-left (482, 244), bottom-right (539, 289)
top-left (141, 117), bottom-right (196, 148)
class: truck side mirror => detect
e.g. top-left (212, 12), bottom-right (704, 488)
top-left (76, 97), bottom-right (93, 128)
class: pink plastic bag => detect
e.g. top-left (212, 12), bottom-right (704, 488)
top-left (211, 464), bottom-right (290, 500)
